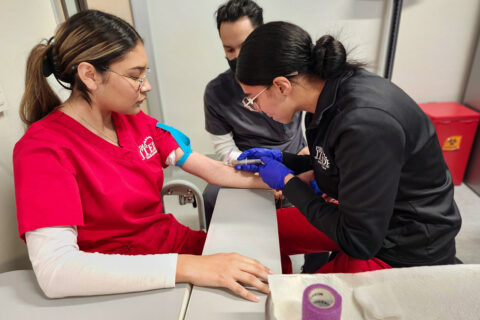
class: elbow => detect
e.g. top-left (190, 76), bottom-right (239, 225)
top-left (344, 249), bottom-right (376, 260)
top-left (337, 235), bottom-right (381, 260)
top-left (31, 256), bottom-right (70, 299)
top-left (42, 287), bottom-right (62, 299)
top-left (34, 270), bottom-right (64, 299)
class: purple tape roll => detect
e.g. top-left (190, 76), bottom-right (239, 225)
top-left (302, 284), bottom-right (342, 320)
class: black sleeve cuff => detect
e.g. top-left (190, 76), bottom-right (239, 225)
top-left (283, 176), bottom-right (324, 217)
top-left (282, 152), bottom-right (313, 175)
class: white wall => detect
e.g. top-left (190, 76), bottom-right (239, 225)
top-left (0, 1), bottom-right (59, 272)
top-left (392, 0), bottom-right (480, 103)
top-left (86, 0), bottom-right (134, 25)
top-left (145, 0), bottom-right (388, 155)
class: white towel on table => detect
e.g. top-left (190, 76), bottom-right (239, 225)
top-left (268, 264), bottom-right (480, 320)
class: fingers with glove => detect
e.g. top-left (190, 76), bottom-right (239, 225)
top-left (235, 148), bottom-right (282, 172)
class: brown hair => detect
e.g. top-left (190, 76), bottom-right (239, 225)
top-left (19, 10), bottom-right (143, 127)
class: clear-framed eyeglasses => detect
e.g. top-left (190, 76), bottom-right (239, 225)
top-left (241, 85), bottom-right (270, 112)
top-left (102, 67), bottom-right (150, 91)
top-left (241, 71), bottom-right (299, 112)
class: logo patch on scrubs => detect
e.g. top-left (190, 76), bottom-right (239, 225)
top-left (139, 136), bottom-right (158, 160)
top-left (314, 146), bottom-right (330, 170)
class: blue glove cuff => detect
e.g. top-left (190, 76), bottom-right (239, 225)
top-left (309, 180), bottom-right (323, 195)
top-left (271, 149), bottom-right (283, 162)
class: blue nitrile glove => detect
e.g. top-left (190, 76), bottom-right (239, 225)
top-left (235, 148), bottom-right (283, 172)
top-left (309, 180), bottom-right (324, 195)
top-left (156, 123), bottom-right (192, 167)
top-left (258, 156), bottom-right (294, 190)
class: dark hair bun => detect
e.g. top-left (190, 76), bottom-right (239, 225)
top-left (312, 35), bottom-right (347, 79)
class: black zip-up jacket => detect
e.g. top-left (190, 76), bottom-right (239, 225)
top-left (283, 69), bottom-right (462, 267)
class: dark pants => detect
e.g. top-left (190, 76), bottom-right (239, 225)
top-left (203, 184), bottom-right (221, 230)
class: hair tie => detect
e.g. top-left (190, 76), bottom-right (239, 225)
top-left (42, 37), bottom-right (55, 77)
top-left (42, 37), bottom-right (73, 90)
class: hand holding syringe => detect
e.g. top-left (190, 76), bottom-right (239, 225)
top-left (223, 148), bottom-right (265, 166)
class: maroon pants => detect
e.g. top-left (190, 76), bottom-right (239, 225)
top-left (277, 207), bottom-right (391, 274)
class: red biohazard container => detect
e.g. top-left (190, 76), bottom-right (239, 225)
top-left (419, 102), bottom-right (480, 185)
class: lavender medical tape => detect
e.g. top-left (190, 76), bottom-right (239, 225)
top-left (302, 284), bottom-right (342, 320)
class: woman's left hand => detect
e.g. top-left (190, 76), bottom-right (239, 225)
top-left (176, 253), bottom-right (271, 302)
top-left (322, 193), bottom-right (339, 204)
top-left (235, 148), bottom-right (283, 172)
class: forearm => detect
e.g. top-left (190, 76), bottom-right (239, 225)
top-left (182, 151), bottom-right (268, 189)
top-left (209, 167), bottom-right (267, 188)
top-left (26, 226), bottom-right (177, 298)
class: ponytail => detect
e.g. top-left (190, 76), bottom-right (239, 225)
top-left (19, 40), bottom-right (61, 127)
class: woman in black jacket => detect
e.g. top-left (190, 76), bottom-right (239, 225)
top-left (235, 21), bottom-right (462, 270)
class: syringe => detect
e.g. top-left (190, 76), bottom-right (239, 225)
top-left (228, 159), bottom-right (264, 166)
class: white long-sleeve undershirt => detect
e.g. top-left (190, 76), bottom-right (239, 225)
top-left (26, 226), bottom-right (178, 298)
top-left (209, 132), bottom-right (242, 161)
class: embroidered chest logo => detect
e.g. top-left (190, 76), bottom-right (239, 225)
top-left (139, 136), bottom-right (158, 160)
top-left (314, 146), bottom-right (330, 170)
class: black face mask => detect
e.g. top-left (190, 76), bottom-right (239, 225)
top-left (227, 57), bottom-right (237, 74)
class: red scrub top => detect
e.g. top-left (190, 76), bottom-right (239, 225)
top-left (13, 110), bottom-right (181, 255)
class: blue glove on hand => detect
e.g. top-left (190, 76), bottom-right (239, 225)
top-left (258, 156), bottom-right (294, 190)
top-left (309, 180), bottom-right (324, 195)
top-left (235, 148), bottom-right (283, 172)
top-left (156, 123), bottom-right (192, 167)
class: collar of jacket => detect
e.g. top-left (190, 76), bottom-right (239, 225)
top-left (307, 70), bottom-right (354, 129)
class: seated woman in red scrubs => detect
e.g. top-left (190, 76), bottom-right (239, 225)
top-left (15, 10), bottom-right (271, 303)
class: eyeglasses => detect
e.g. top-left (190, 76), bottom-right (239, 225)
top-left (241, 86), bottom-right (270, 112)
top-left (241, 71), bottom-right (299, 112)
top-left (102, 67), bottom-right (150, 91)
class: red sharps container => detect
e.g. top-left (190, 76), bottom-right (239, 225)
top-left (419, 102), bottom-right (480, 185)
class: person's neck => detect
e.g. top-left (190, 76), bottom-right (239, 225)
top-left (62, 96), bottom-right (114, 131)
top-left (60, 95), bottom-right (119, 146)
top-left (296, 77), bottom-right (326, 114)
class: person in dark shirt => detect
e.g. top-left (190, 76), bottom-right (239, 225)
top-left (235, 21), bottom-right (462, 269)
top-left (203, 0), bottom-right (307, 227)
